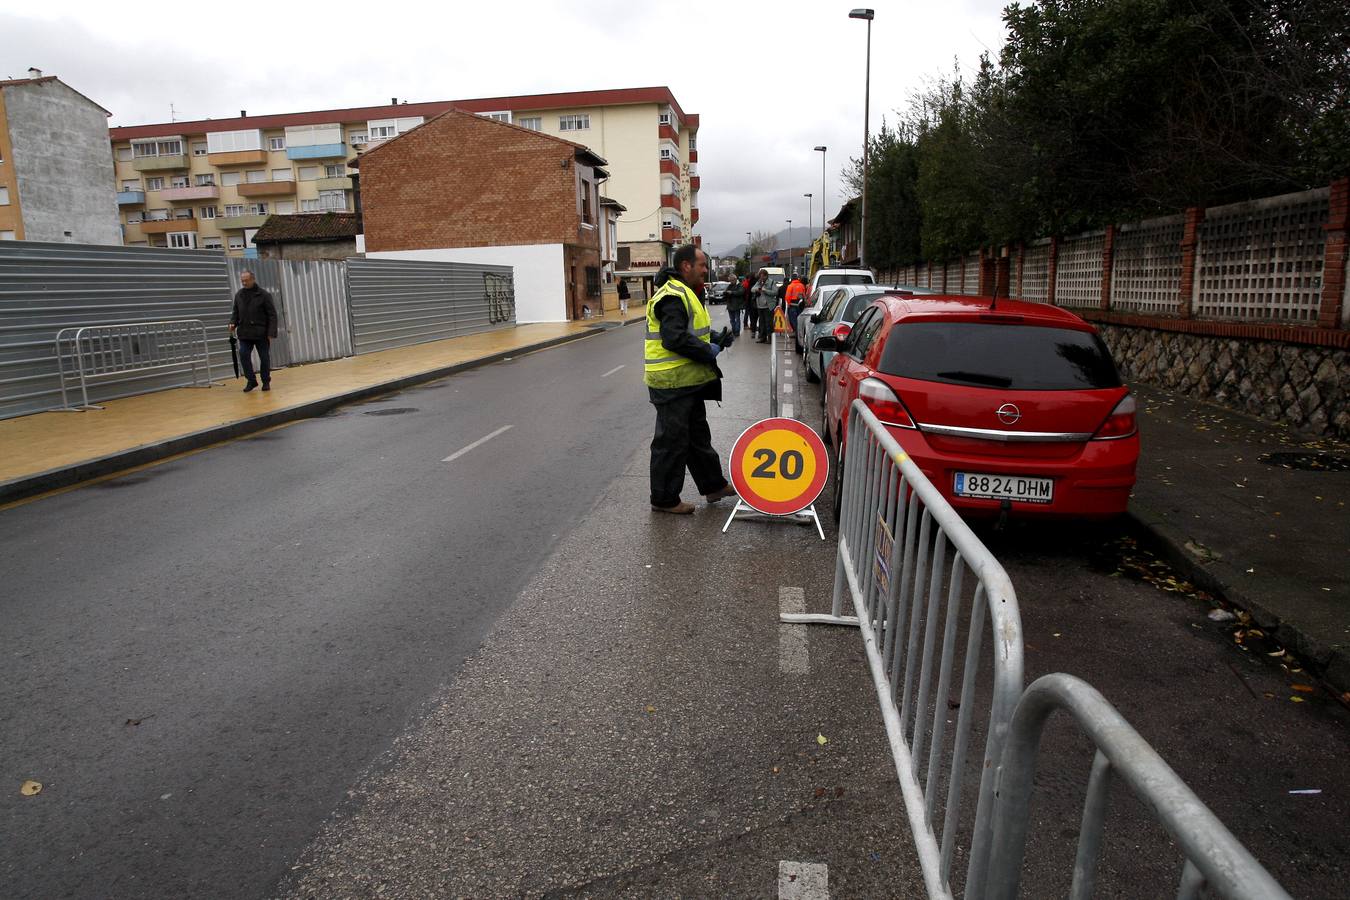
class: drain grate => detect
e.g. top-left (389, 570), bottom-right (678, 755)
top-left (363, 407), bottom-right (419, 417)
top-left (1259, 451), bottom-right (1350, 472)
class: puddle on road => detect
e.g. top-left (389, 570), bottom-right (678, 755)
top-left (362, 407), bottom-right (419, 417)
top-left (1259, 451), bottom-right (1350, 472)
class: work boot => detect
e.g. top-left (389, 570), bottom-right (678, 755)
top-left (261, 384), bottom-right (271, 392)
top-left (704, 484), bottom-right (738, 504)
top-left (243, 382), bottom-right (257, 393)
top-left (652, 500), bottom-right (696, 515)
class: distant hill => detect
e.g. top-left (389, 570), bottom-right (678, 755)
top-left (718, 225), bottom-right (816, 259)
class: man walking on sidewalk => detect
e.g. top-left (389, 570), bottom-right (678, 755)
top-left (228, 270), bottom-right (278, 393)
top-left (645, 244), bottom-right (737, 515)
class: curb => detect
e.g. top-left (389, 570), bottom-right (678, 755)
top-left (0, 328), bottom-right (603, 507)
top-left (1126, 503), bottom-right (1349, 694)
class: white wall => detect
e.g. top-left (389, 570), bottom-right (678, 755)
top-left (365, 243), bottom-right (566, 323)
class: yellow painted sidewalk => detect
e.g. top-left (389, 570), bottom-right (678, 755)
top-left (0, 323), bottom-right (611, 487)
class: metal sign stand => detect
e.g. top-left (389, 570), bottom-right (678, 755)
top-left (722, 498), bottom-right (825, 540)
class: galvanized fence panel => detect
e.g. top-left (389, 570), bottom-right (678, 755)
top-left (346, 257), bottom-right (516, 355)
top-left (1021, 241), bottom-right (1051, 303)
top-left (1054, 231), bottom-right (1106, 308)
top-left (986, 674), bottom-right (1292, 900)
top-left (783, 400), bottom-right (1024, 899)
top-left (0, 240), bottom-right (232, 419)
top-left (962, 255), bottom-right (980, 295)
top-left (1111, 214), bottom-right (1185, 315)
top-left (227, 257), bottom-right (352, 366)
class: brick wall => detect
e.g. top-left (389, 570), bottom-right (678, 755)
top-left (360, 110), bottom-right (595, 254)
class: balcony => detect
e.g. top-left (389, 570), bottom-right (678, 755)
top-left (116, 190), bottom-right (146, 206)
top-left (661, 226), bottom-right (682, 244)
top-left (689, 150), bottom-right (698, 163)
top-left (660, 158), bottom-right (679, 177)
top-left (689, 176), bottom-right (700, 192)
top-left (287, 143), bottom-right (347, 160)
top-left (160, 185), bottom-right (220, 202)
top-left (218, 213), bottom-right (269, 230)
top-left (207, 149), bottom-right (269, 167)
top-left (132, 154), bottom-right (188, 172)
top-left (660, 194), bottom-right (682, 212)
top-left (315, 175), bottom-right (353, 192)
top-left (237, 181), bottom-right (296, 198)
top-left (139, 218), bottom-right (198, 234)
top-left (658, 123), bottom-right (679, 142)
top-left (691, 209), bottom-right (699, 225)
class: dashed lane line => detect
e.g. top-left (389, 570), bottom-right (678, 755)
top-left (442, 425), bottom-right (514, 462)
top-left (779, 586), bottom-right (809, 674)
top-left (601, 364), bottom-right (626, 378)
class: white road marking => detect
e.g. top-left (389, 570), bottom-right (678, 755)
top-left (601, 364), bottom-right (626, 378)
top-left (778, 860), bottom-right (829, 899)
top-left (778, 587), bottom-right (809, 674)
top-left (442, 425), bottom-right (514, 462)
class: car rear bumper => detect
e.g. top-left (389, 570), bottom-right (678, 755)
top-left (892, 428), bottom-right (1139, 519)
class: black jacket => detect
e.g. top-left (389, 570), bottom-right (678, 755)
top-left (230, 285), bottom-right (278, 341)
top-left (648, 267), bottom-right (723, 404)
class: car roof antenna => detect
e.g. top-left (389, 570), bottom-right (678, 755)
top-left (989, 260), bottom-right (1000, 310)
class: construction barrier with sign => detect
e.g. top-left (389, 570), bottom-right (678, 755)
top-left (722, 417), bottom-right (827, 539)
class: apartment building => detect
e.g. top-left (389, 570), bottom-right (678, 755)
top-left (0, 72), bottom-right (120, 244)
top-left (107, 87), bottom-right (699, 257)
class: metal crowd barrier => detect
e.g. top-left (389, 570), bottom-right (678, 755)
top-left (55, 319), bottom-right (214, 411)
top-left (786, 400), bottom-right (1291, 898)
top-left (985, 674), bottom-right (1292, 900)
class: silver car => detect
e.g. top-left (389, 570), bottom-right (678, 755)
top-left (802, 286), bottom-right (922, 384)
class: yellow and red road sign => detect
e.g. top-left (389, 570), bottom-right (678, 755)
top-left (729, 418), bottom-right (829, 516)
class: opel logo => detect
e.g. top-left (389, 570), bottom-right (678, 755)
top-left (996, 403), bottom-right (1022, 425)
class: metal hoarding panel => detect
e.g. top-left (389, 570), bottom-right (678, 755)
top-left (345, 257), bottom-right (515, 355)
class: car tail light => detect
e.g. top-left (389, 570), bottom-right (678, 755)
top-left (832, 323), bottom-right (852, 341)
top-left (859, 377), bottom-right (916, 429)
top-left (1094, 393), bottom-right (1137, 439)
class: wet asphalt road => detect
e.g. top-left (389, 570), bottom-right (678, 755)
top-left (3, 309), bottom-right (1347, 898)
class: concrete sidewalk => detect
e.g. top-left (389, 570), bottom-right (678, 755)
top-left (0, 319), bottom-right (641, 506)
top-left (1129, 384), bottom-right (1350, 691)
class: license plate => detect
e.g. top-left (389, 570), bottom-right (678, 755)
top-left (953, 472), bottom-right (1054, 504)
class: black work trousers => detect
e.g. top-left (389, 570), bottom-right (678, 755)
top-left (650, 393), bottom-right (728, 507)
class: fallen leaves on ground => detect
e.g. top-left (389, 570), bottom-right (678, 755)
top-left (20, 780), bottom-right (41, 796)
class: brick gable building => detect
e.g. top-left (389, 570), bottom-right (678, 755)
top-left (357, 108), bottom-right (610, 322)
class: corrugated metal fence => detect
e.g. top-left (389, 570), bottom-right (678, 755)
top-left (0, 243), bottom-right (520, 419)
top-left (346, 258), bottom-right (516, 354)
top-left (0, 241), bottom-right (232, 419)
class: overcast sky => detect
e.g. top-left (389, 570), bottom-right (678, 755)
top-left (1, 1), bottom-right (1009, 255)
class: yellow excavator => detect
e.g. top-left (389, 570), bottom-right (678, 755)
top-left (805, 233), bottom-right (834, 283)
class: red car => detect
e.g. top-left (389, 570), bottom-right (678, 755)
top-left (818, 295), bottom-right (1138, 520)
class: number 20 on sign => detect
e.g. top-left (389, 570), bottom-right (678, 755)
top-left (729, 418), bottom-right (829, 516)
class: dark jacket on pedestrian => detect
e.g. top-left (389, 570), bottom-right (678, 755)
top-left (725, 281), bottom-right (744, 312)
top-left (230, 285), bottom-right (278, 341)
top-left (648, 266), bottom-right (723, 404)
top-left (616, 279), bottom-right (630, 301)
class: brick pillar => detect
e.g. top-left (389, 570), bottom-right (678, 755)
top-left (927, 259), bottom-right (934, 290)
top-left (996, 250), bottom-right (1011, 298)
top-left (1319, 177), bottom-right (1349, 329)
top-left (1015, 242), bottom-right (1025, 298)
top-left (977, 247), bottom-right (995, 296)
top-left (1100, 224), bottom-right (1117, 311)
top-left (1046, 236), bottom-right (1060, 306)
top-left (1177, 206), bottom-right (1205, 319)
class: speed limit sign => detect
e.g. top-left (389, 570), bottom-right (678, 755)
top-left (729, 417), bottom-right (829, 516)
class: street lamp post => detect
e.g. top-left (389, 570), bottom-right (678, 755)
top-left (813, 145), bottom-right (827, 236)
top-left (849, 9), bottom-right (874, 269)
top-left (786, 219), bottom-right (792, 275)
top-left (804, 194), bottom-right (813, 273)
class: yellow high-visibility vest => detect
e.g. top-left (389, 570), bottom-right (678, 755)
top-left (644, 278), bottom-right (717, 390)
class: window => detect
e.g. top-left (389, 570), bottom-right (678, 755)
top-left (348, 131), bottom-right (367, 145)
top-left (147, 208), bottom-right (169, 221)
top-left (248, 203), bottom-right (268, 215)
top-left (298, 166), bottom-right (320, 181)
top-left (271, 168), bottom-right (293, 181)
top-left (121, 179), bottom-right (140, 191)
top-left (658, 111), bottom-right (672, 126)
top-left (847, 308), bottom-right (885, 359)
top-left (125, 211), bottom-right (144, 224)
top-left (690, 137), bottom-right (697, 151)
top-left (318, 190), bottom-right (346, 210)
top-left (145, 177), bottom-right (164, 191)
top-left (559, 114), bottom-right (590, 131)
top-left (221, 171), bottom-right (242, 187)
top-left (173, 208), bottom-right (194, 220)
top-left (159, 140), bottom-right (182, 156)
top-left (877, 323), bottom-right (1122, 390)
top-left (662, 218), bottom-right (676, 230)
top-left (580, 179), bottom-right (593, 225)
top-left (116, 147), bottom-right (133, 161)
top-left (275, 200), bottom-right (295, 214)
top-left (481, 111), bottom-right (511, 123)
top-left (195, 173), bottom-right (216, 186)
top-left (132, 141), bottom-right (157, 158)
top-left (227, 236), bottom-right (245, 251)
top-left (170, 175), bottom-right (190, 188)
top-left (0, 230), bottom-right (16, 240)
top-left (659, 146), bottom-right (679, 162)
top-left (246, 170), bottom-right (267, 183)
top-left (268, 136), bottom-right (285, 150)
top-left (168, 232), bottom-right (196, 249)
top-left (368, 124), bottom-right (396, 140)
top-left (324, 164), bottom-right (345, 177)
top-left (0, 186), bottom-right (10, 205)
top-left (192, 142), bottom-right (208, 156)
top-left (224, 204), bottom-right (245, 217)
top-left (207, 130), bottom-right (262, 153)
top-left (199, 206), bottom-right (217, 219)
top-left (517, 117), bottom-right (541, 131)
top-left (585, 266), bottom-right (601, 299)
top-left (202, 237), bottom-right (223, 250)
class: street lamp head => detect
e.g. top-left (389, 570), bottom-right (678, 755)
top-left (814, 145), bottom-right (827, 152)
top-left (849, 8), bottom-right (874, 20)
top-left (804, 193), bottom-right (812, 198)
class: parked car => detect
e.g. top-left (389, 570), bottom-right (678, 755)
top-left (817, 295), bottom-right (1138, 521)
top-left (707, 281), bottom-right (731, 302)
top-left (799, 286), bottom-right (914, 380)
top-left (807, 267), bottom-right (875, 305)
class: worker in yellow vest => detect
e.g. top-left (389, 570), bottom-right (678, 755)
top-left (645, 245), bottom-right (739, 514)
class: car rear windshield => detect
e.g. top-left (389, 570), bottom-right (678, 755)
top-left (877, 322), bottom-right (1122, 390)
top-left (817, 273), bottom-right (874, 287)
top-left (842, 293), bottom-right (887, 321)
